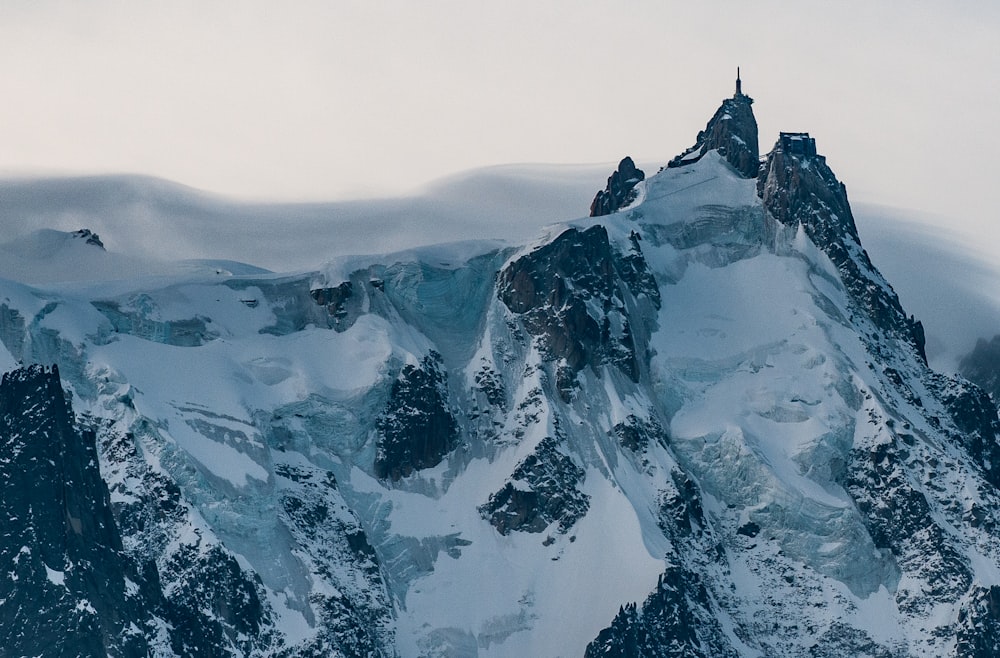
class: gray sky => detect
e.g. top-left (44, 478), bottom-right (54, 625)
top-left (2, 1), bottom-right (999, 254)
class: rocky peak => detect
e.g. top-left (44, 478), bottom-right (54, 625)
top-left (757, 133), bottom-right (927, 362)
top-left (757, 132), bottom-right (856, 241)
top-left (668, 74), bottom-right (759, 178)
top-left (72, 228), bottom-right (105, 249)
top-left (590, 156), bottom-right (646, 217)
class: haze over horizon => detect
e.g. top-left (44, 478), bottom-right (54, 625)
top-left (1, 3), bottom-right (998, 259)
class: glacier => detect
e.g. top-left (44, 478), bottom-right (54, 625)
top-left (0, 79), bottom-right (999, 657)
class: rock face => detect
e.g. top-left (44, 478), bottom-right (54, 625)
top-left (273, 463), bottom-right (394, 656)
top-left (935, 374), bottom-right (1000, 489)
top-left (497, 224), bottom-right (659, 399)
top-left (0, 365), bottom-right (153, 657)
top-left (72, 228), bottom-right (105, 249)
top-left (954, 585), bottom-right (1000, 658)
top-left (845, 439), bottom-right (973, 613)
top-left (479, 435), bottom-right (589, 535)
top-left (93, 416), bottom-right (284, 658)
top-left (585, 566), bottom-right (738, 658)
top-left (0, 363), bottom-right (397, 657)
top-left (757, 132), bottom-right (928, 363)
top-left (590, 156), bottom-right (646, 217)
top-left (374, 350), bottom-right (459, 480)
top-left (668, 86), bottom-right (759, 178)
top-left (311, 281), bottom-right (356, 331)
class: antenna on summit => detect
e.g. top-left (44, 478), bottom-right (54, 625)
top-left (736, 67), bottom-right (742, 96)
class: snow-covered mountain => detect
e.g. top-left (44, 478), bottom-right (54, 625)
top-left (2, 78), bottom-right (1000, 657)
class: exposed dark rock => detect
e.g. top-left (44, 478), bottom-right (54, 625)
top-left (931, 373), bottom-right (1000, 489)
top-left (959, 335), bottom-right (1000, 401)
top-left (613, 414), bottom-right (665, 453)
top-left (0, 365), bottom-right (154, 657)
top-left (658, 470), bottom-right (707, 540)
top-left (954, 585), bottom-right (1000, 657)
top-left (96, 407), bottom-right (395, 657)
top-left (311, 281), bottom-right (359, 332)
top-left (374, 351), bottom-right (458, 481)
top-left (807, 623), bottom-right (904, 657)
top-left (585, 566), bottom-right (738, 658)
top-left (498, 225), bottom-right (658, 398)
top-left (274, 462), bottom-right (394, 656)
top-left (616, 230), bottom-right (663, 310)
top-left (480, 435), bottom-right (589, 535)
top-left (161, 543), bottom-right (273, 657)
top-left (91, 406), bottom-right (280, 658)
top-left (589, 432), bottom-right (729, 658)
top-left (473, 364), bottom-right (507, 411)
top-left (0, 303), bottom-right (26, 361)
top-left (844, 440), bottom-right (972, 612)
top-left (590, 156), bottom-right (646, 217)
top-left (668, 84), bottom-right (759, 178)
top-left (758, 133), bottom-right (927, 363)
top-left (72, 228), bottom-right (106, 249)
top-left (97, 424), bottom-right (186, 562)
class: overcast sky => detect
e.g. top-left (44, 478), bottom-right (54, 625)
top-left (2, 1), bottom-right (998, 253)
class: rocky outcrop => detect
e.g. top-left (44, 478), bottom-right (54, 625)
top-left (161, 543), bottom-right (273, 657)
top-left (758, 133), bottom-right (927, 362)
top-left (73, 228), bottom-right (105, 249)
top-left (668, 90), bottom-right (759, 178)
top-left (498, 225), bottom-right (658, 399)
top-left (275, 462), bottom-right (394, 656)
top-left (479, 435), bottom-right (589, 536)
top-left (931, 373), bottom-right (1000, 489)
top-left (612, 415), bottom-right (662, 453)
top-left (844, 439), bottom-right (972, 613)
top-left (954, 585), bottom-right (1000, 658)
top-left (658, 470), bottom-right (707, 540)
top-left (590, 156), bottom-right (646, 217)
top-left (0, 365), bottom-right (155, 657)
top-left (311, 281), bottom-right (357, 332)
top-left (374, 351), bottom-right (458, 481)
top-left (585, 566), bottom-right (737, 658)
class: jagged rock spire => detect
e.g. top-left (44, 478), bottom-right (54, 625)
top-left (589, 156), bottom-right (645, 217)
top-left (758, 133), bottom-right (928, 362)
top-left (668, 76), bottom-right (759, 178)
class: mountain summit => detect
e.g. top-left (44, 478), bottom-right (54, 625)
top-left (669, 69), bottom-right (759, 177)
top-left (0, 79), bottom-right (999, 657)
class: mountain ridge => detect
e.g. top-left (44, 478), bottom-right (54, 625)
top-left (0, 78), bottom-right (999, 656)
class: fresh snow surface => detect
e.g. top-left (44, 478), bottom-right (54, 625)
top-left (357, 463), bottom-right (664, 658)
top-left (44, 565), bottom-right (65, 587)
